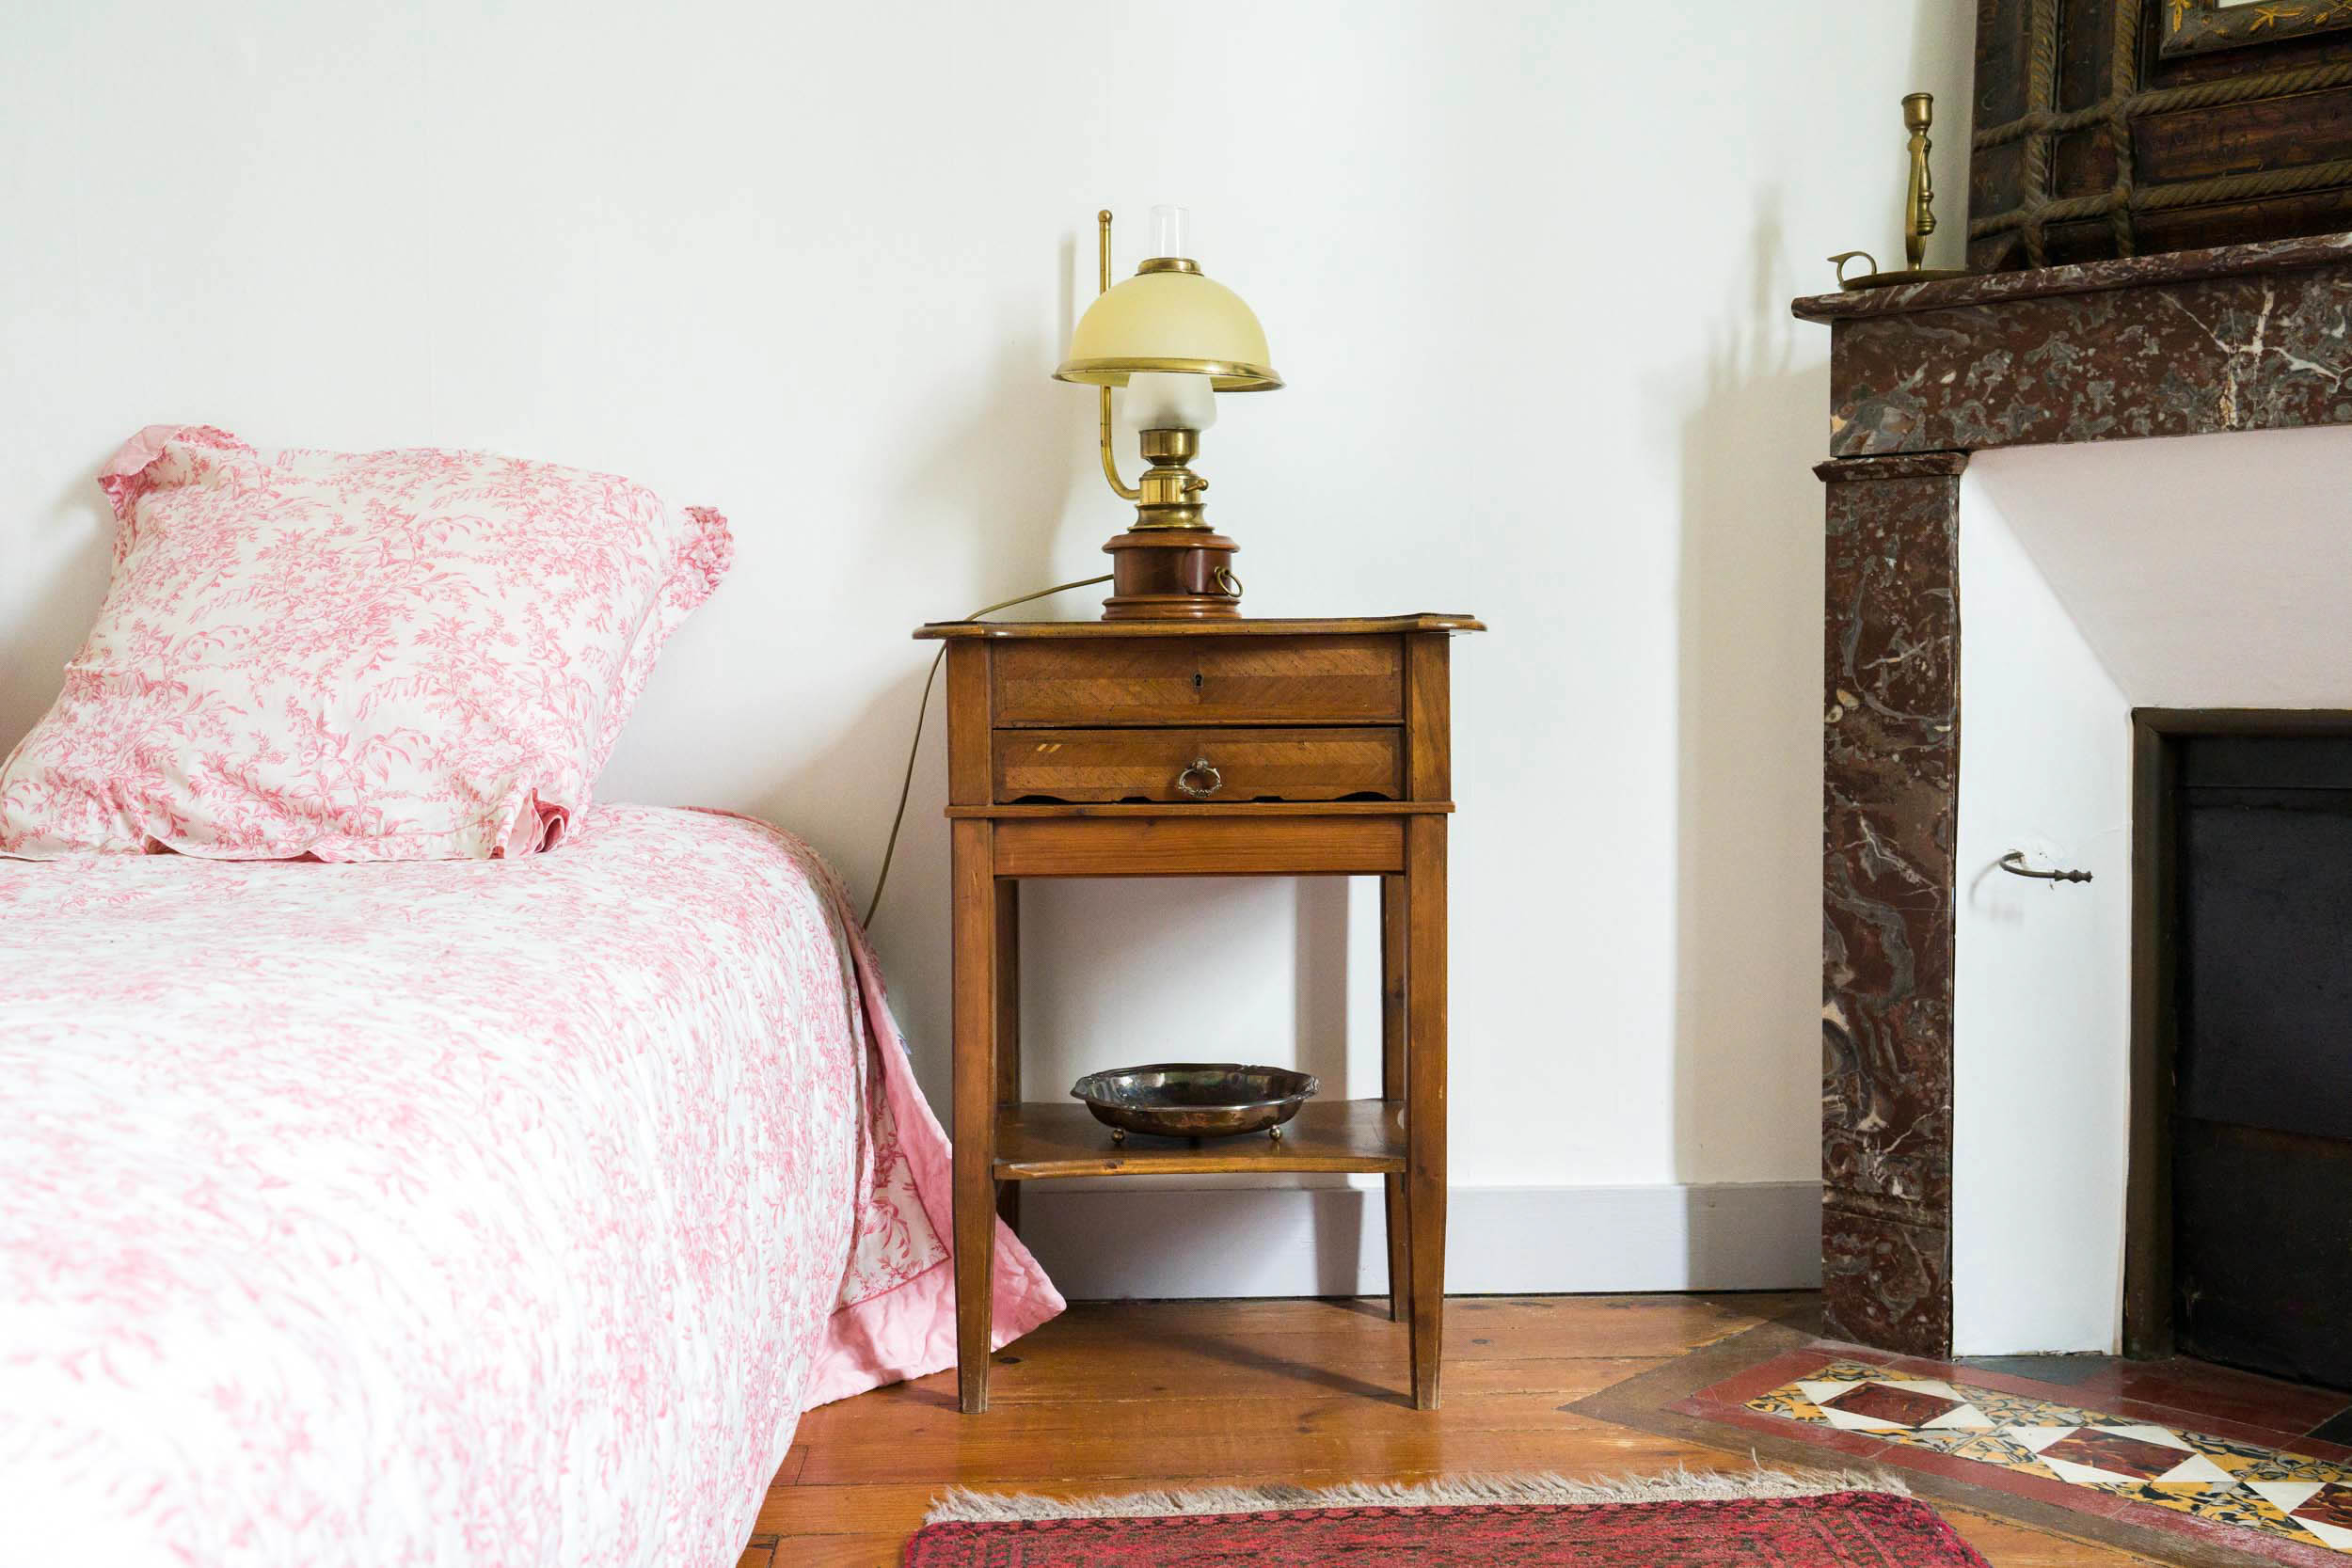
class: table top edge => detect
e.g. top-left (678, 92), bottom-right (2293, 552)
top-left (914, 613), bottom-right (1486, 640)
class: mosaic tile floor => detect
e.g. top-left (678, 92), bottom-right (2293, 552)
top-left (1748, 1358), bottom-right (2352, 1556)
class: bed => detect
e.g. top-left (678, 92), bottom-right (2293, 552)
top-left (0, 802), bottom-right (1062, 1565)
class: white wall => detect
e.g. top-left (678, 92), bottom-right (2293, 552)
top-left (1966, 426), bottom-right (2352, 708)
top-left (0, 0), bottom-right (1973, 1294)
top-left (1952, 471), bottom-right (2133, 1355)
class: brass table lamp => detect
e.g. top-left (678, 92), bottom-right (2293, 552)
top-left (1054, 206), bottom-right (1281, 620)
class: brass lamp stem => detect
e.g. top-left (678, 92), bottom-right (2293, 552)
top-left (1131, 428), bottom-right (1210, 530)
top-left (1094, 210), bottom-right (1141, 502)
top-left (1097, 390), bottom-right (1138, 501)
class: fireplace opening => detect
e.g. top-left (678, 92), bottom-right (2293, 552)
top-left (2128, 716), bottom-right (2352, 1390)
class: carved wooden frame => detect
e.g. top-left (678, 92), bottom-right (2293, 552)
top-left (2160, 0), bottom-right (2352, 57)
top-left (1970, 0), bottom-right (2352, 271)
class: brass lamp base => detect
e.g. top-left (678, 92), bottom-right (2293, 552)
top-left (1101, 529), bottom-right (1240, 621)
top-left (1098, 426), bottom-right (1240, 620)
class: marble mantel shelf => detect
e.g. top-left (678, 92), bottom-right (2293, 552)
top-left (1791, 230), bottom-right (2352, 323)
top-left (1795, 230), bottom-right (2352, 1359)
top-left (1792, 230), bottom-right (2352, 458)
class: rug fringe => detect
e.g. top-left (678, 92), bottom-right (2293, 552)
top-left (923, 1463), bottom-right (1912, 1526)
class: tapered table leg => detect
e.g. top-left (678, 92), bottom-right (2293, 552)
top-left (951, 819), bottom-right (997, 1414)
top-left (1381, 873), bottom-right (1411, 1324)
top-left (1405, 816), bottom-right (1448, 1410)
top-left (993, 879), bottom-right (1022, 1235)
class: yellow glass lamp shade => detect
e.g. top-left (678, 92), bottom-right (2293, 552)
top-left (1053, 266), bottom-right (1282, 392)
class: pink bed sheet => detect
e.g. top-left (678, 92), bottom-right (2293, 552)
top-left (0, 804), bottom-right (1061, 1565)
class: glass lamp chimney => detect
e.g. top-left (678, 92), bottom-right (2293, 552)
top-left (1149, 203), bottom-right (1191, 260)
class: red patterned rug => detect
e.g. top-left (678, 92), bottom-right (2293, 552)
top-left (902, 1470), bottom-right (1988, 1566)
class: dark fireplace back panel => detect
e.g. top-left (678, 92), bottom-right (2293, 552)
top-left (2175, 736), bottom-right (2352, 1391)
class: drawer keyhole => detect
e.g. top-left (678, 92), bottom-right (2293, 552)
top-left (1192, 672), bottom-right (1204, 689)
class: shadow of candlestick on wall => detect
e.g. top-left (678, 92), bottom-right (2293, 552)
top-left (1670, 200), bottom-right (1832, 1281)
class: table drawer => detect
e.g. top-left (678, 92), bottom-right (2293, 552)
top-left (992, 636), bottom-right (1403, 726)
top-left (994, 727), bottom-right (1404, 804)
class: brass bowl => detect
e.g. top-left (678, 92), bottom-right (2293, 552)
top-left (1071, 1063), bottom-right (1320, 1142)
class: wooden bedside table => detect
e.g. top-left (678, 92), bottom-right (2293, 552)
top-left (912, 613), bottom-right (1482, 1414)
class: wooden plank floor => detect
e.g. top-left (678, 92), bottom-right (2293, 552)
top-left (740, 1293), bottom-right (2167, 1567)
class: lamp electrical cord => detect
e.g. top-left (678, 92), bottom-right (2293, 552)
top-left (861, 574), bottom-right (1113, 927)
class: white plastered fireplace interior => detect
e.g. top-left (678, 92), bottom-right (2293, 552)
top-left (1953, 420), bottom-right (2352, 1355)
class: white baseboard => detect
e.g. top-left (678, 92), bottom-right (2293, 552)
top-left (1014, 1181), bottom-right (1822, 1301)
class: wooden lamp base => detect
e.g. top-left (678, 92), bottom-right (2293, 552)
top-left (1101, 529), bottom-right (1241, 621)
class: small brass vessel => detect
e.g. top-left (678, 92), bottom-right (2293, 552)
top-left (1072, 1063), bottom-right (1319, 1142)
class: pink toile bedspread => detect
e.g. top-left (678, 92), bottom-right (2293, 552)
top-left (0, 804), bottom-right (1060, 1566)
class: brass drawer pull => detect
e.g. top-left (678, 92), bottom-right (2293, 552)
top-left (1175, 757), bottom-right (1223, 799)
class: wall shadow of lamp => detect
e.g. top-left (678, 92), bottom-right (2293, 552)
top-left (1055, 205), bottom-right (1282, 621)
top-left (1827, 93), bottom-right (1972, 292)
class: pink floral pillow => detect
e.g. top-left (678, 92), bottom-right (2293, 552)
top-left (0, 426), bottom-right (732, 861)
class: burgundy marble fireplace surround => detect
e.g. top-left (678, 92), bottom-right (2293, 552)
top-left (1793, 233), bottom-right (2352, 1358)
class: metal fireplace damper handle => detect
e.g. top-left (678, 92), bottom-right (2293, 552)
top-left (1998, 849), bottom-right (2092, 885)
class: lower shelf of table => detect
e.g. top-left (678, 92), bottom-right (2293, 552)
top-left (993, 1099), bottom-right (1406, 1180)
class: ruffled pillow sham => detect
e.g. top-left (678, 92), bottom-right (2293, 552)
top-left (0, 425), bottom-right (731, 860)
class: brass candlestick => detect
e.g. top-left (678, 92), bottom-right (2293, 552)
top-left (1830, 91), bottom-right (1971, 291)
top-left (1903, 91), bottom-right (1936, 270)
